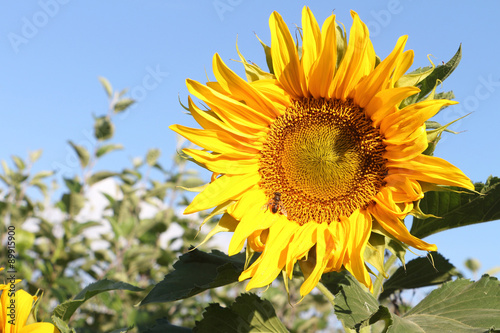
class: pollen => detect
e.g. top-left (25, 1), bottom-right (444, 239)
top-left (259, 98), bottom-right (388, 225)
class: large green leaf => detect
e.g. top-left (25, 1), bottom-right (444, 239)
top-left (194, 294), bottom-right (289, 333)
top-left (140, 249), bottom-right (245, 305)
top-left (52, 279), bottom-right (143, 322)
top-left (379, 252), bottom-right (457, 300)
top-left (321, 271), bottom-right (379, 329)
top-left (411, 176), bottom-right (500, 239)
top-left (388, 275), bottom-right (500, 332)
top-left (356, 275), bottom-right (500, 332)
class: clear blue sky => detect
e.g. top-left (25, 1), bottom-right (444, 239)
top-left (1, 1), bottom-right (499, 277)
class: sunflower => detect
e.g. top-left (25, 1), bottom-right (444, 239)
top-left (170, 7), bottom-right (473, 297)
top-left (0, 279), bottom-right (59, 332)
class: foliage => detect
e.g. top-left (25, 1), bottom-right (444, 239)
top-left (1, 73), bottom-right (499, 333)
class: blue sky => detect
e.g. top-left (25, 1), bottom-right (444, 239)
top-left (1, 1), bottom-right (499, 277)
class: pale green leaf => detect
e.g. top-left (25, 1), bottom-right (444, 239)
top-left (98, 76), bottom-right (113, 98)
top-left (114, 98), bottom-right (135, 113)
top-left (68, 141), bottom-right (90, 168)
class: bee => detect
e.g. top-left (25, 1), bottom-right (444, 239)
top-left (263, 192), bottom-right (287, 216)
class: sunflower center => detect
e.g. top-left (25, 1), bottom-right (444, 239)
top-left (259, 98), bottom-right (387, 225)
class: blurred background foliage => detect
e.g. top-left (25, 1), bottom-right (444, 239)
top-left (0, 79), bottom-right (338, 332)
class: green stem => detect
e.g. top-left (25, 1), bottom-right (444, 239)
top-left (373, 254), bottom-right (398, 298)
top-left (316, 282), bottom-right (336, 308)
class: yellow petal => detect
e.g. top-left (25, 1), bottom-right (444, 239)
top-left (299, 224), bottom-right (333, 296)
top-left (184, 173), bottom-right (260, 214)
top-left (343, 209), bottom-right (373, 290)
top-left (383, 126), bottom-right (428, 161)
top-left (212, 53), bottom-right (278, 119)
top-left (370, 201), bottom-right (437, 252)
top-left (381, 100), bottom-right (458, 141)
top-left (387, 154), bottom-right (474, 190)
top-left (20, 323), bottom-right (60, 333)
top-left (169, 124), bottom-right (259, 157)
top-left (301, 7), bottom-right (321, 84)
top-left (187, 96), bottom-right (261, 140)
top-left (391, 49), bottom-right (414, 87)
top-left (187, 79), bottom-right (271, 131)
top-left (364, 86), bottom-right (420, 123)
top-left (332, 11), bottom-right (375, 100)
top-left (308, 14), bottom-right (338, 98)
top-left (244, 216), bottom-right (300, 289)
top-left (183, 149), bottom-right (259, 175)
top-left (352, 35), bottom-right (408, 108)
top-left (269, 11), bottom-right (307, 98)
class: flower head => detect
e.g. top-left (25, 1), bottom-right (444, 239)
top-left (0, 279), bottom-right (59, 333)
top-left (170, 7), bottom-right (473, 296)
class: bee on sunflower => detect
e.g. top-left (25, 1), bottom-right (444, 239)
top-left (170, 7), bottom-right (473, 297)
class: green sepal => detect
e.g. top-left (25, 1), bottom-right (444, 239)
top-left (235, 38), bottom-right (274, 82)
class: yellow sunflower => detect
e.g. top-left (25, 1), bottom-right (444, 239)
top-left (170, 7), bottom-right (473, 297)
top-left (0, 280), bottom-right (59, 333)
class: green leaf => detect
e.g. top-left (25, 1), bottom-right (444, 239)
top-left (63, 177), bottom-right (82, 193)
top-left (98, 76), bottom-right (113, 98)
top-left (114, 98), bottom-right (135, 113)
top-left (29, 149), bottom-right (43, 163)
top-left (51, 316), bottom-right (76, 333)
top-left (387, 275), bottom-right (500, 332)
top-left (68, 141), bottom-right (90, 168)
top-left (94, 116), bottom-right (114, 141)
top-left (321, 271), bottom-right (379, 329)
top-left (416, 45), bottom-right (462, 102)
top-left (411, 176), bottom-right (500, 239)
top-left (31, 170), bottom-right (55, 182)
top-left (87, 171), bottom-right (118, 186)
top-left (146, 148), bottom-right (161, 166)
top-left (70, 221), bottom-right (101, 236)
top-left (52, 279), bottom-right (143, 322)
top-left (139, 248), bottom-right (245, 305)
top-left (194, 294), bottom-right (289, 333)
top-left (58, 193), bottom-right (85, 216)
top-left (11, 155), bottom-right (26, 170)
top-left (96, 144), bottom-right (123, 158)
top-left (379, 252), bottom-right (457, 300)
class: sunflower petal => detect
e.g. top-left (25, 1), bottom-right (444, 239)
top-left (343, 209), bottom-right (373, 290)
top-left (308, 14), bottom-right (338, 98)
top-left (371, 201), bottom-right (437, 252)
top-left (332, 11), bottom-right (375, 100)
top-left (185, 173), bottom-right (260, 214)
top-left (213, 53), bottom-right (278, 118)
top-left (387, 154), bottom-right (474, 190)
top-left (352, 35), bottom-right (408, 107)
top-left (269, 11), bottom-right (307, 98)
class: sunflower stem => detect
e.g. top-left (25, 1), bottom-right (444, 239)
top-left (316, 282), bottom-right (336, 307)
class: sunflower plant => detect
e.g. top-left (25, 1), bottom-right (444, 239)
top-left (151, 6), bottom-right (500, 332)
top-left (2, 6), bottom-right (500, 333)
